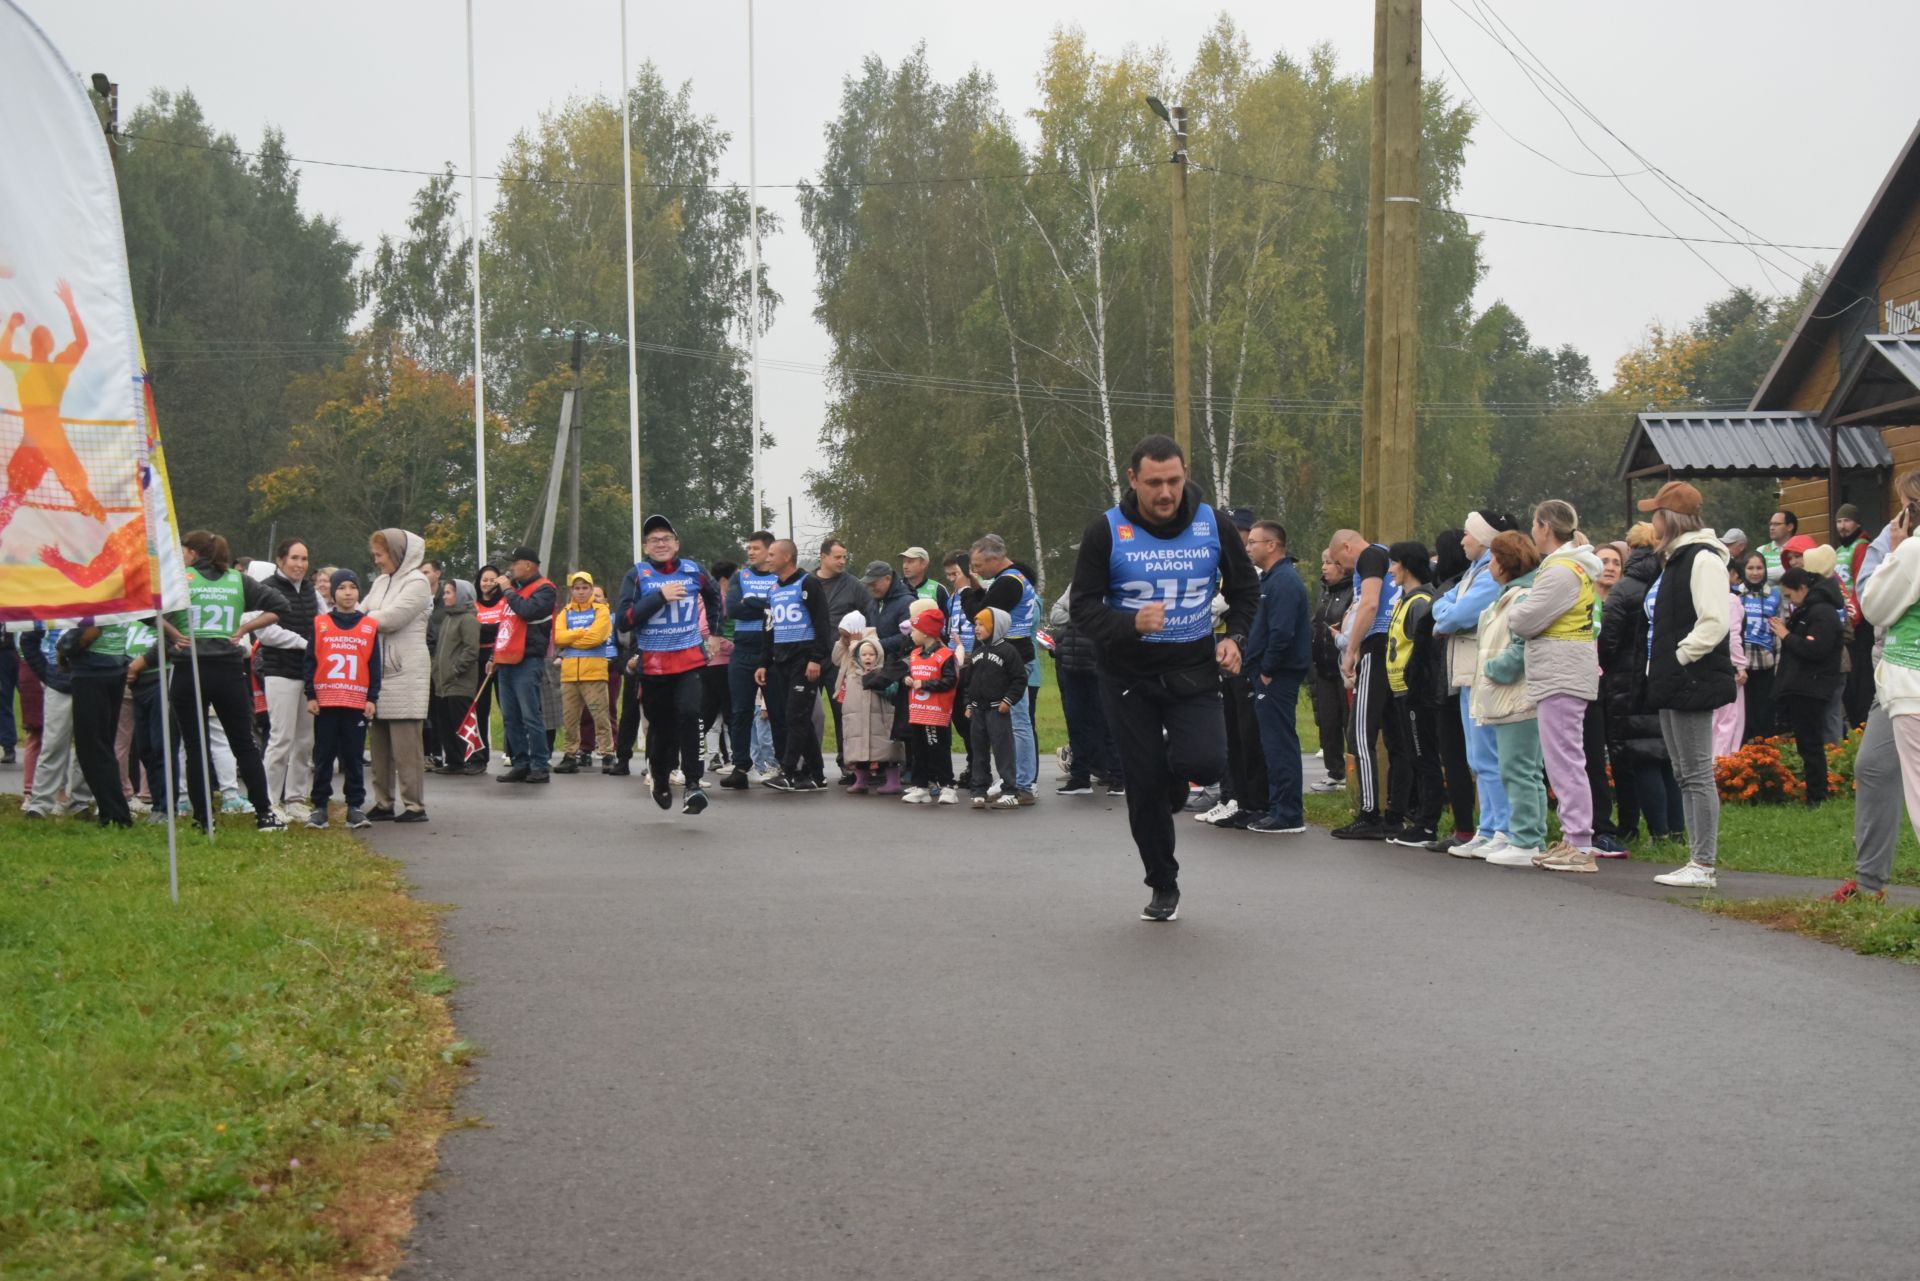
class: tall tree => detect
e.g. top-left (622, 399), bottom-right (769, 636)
top-left (118, 90), bottom-right (357, 548)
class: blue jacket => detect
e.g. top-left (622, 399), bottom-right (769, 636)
top-left (1247, 558), bottom-right (1311, 679)
top-left (1431, 551), bottom-right (1499, 635)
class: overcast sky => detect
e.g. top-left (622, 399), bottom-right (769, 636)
top-left (31, 0), bottom-right (1920, 546)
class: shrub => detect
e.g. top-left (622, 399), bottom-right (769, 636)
top-left (1716, 736), bottom-right (1843, 804)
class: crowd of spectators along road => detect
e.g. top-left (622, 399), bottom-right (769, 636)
top-left (10, 460), bottom-right (1920, 911)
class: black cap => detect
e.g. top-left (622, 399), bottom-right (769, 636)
top-left (509, 545), bottom-right (540, 566)
top-left (860, 560), bottom-right (893, 582)
top-left (642, 514), bottom-right (676, 537)
top-left (1229, 506), bottom-right (1257, 531)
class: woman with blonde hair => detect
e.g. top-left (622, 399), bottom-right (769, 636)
top-left (361, 528), bottom-right (433, 821)
top-left (1637, 483), bottom-right (1734, 889)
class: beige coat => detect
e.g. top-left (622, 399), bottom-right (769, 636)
top-left (361, 528), bottom-right (433, 720)
top-left (834, 632), bottom-right (900, 764)
top-left (1470, 582), bottom-right (1538, 727)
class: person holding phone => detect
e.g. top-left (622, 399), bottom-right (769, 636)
top-left (1858, 474), bottom-right (1920, 857)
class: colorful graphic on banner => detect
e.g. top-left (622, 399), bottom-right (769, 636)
top-left (0, 0), bottom-right (185, 624)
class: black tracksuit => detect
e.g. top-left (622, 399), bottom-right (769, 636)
top-left (762, 570), bottom-right (832, 783)
top-left (964, 634), bottom-right (1024, 797)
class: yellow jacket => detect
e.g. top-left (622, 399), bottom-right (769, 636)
top-left (552, 600), bottom-right (613, 682)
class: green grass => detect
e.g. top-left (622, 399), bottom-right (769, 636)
top-left (1700, 896), bottom-right (1920, 964)
top-left (0, 802), bottom-right (459, 1280)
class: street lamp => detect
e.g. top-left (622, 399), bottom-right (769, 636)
top-left (1145, 95), bottom-right (1191, 457)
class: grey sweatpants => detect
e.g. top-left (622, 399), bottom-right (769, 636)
top-left (1659, 708), bottom-right (1720, 867)
top-left (1855, 704), bottom-right (1904, 893)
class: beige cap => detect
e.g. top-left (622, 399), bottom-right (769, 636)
top-left (899, 546), bottom-right (930, 561)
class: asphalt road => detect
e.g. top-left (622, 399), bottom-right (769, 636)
top-left (383, 765), bottom-right (1920, 1281)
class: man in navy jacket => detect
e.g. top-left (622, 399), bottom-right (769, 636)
top-left (1244, 521), bottom-right (1312, 833)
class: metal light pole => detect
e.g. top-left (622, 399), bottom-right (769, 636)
top-left (746, 0), bottom-right (765, 531)
top-left (619, 0), bottom-right (645, 564)
top-left (1147, 96), bottom-right (1192, 457)
top-left (465, 0), bottom-right (490, 570)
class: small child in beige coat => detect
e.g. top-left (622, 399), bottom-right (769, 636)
top-left (833, 613), bottom-right (901, 793)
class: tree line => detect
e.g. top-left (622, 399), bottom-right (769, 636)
top-left (110, 18), bottom-right (1803, 595)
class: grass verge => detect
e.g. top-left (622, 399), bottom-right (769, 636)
top-left (1698, 897), bottom-right (1920, 964)
top-left (0, 799), bottom-right (461, 1279)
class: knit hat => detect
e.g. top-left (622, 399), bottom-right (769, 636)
top-left (1836, 503), bottom-right (1862, 522)
top-left (330, 568), bottom-right (361, 593)
top-left (910, 603), bottom-right (944, 637)
top-left (1802, 544), bottom-right (1838, 577)
top-left (1464, 511), bottom-right (1498, 547)
top-left (839, 610), bottom-right (868, 635)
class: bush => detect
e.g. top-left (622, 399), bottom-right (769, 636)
top-left (1717, 735), bottom-right (1844, 804)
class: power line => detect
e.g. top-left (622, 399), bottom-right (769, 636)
top-left (123, 127), bottom-right (1841, 253)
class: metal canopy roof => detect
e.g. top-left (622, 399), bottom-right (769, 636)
top-left (1867, 333), bottom-right (1920, 390)
top-left (1616, 412), bottom-right (1894, 482)
top-left (1827, 334), bottom-right (1920, 427)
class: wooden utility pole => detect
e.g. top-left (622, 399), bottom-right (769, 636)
top-left (1360, 0), bottom-right (1421, 542)
top-left (1169, 105), bottom-right (1192, 458)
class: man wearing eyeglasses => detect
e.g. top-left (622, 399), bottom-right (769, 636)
top-left (617, 514), bottom-right (724, 815)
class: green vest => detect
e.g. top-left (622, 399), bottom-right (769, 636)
top-left (913, 578), bottom-right (941, 602)
top-left (186, 567), bottom-right (245, 639)
top-left (1884, 605), bottom-right (1920, 671)
top-left (119, 617), bottom-right (158, 657)
top-left (91, 621), bottom-right (132, 656)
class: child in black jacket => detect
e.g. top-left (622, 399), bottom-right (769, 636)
top-left (964, 607), bottom-right (1025, 810)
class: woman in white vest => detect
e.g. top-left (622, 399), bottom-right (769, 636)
top-left (361, 527), bottom-right (432, 821)
top-left (1468, 530), bottom-right (1548, 868)
top-left (1857, 469), bottom-right (1920, 843)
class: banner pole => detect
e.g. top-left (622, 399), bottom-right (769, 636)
top-left (466, 0), bottom-right (489, 572)
top-left (154, 624), bottom-right (179, 901)
top-left (620, 0), bottom-right (644, 561)
top-left (746, 0), bottom-right (763, 531)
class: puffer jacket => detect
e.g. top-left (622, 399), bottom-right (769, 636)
top-left (1505, 543), bottom-right (1604, 703)
top-left (258, 570), bottom-right (318, 681)
top-left (1047, 591), bottom-right (1098, 676)
top-left (1598, 547), bottom-right (1666, 766)
top-left (432, 595), bottom-right (482, 702)
top-left (1776, 574), bottom-right (1845, 702)
top-left (361, 528), bottom-right (433, 720)
top-left (1471, 572), bottom-right (1538, 726)
top-left (837, 632), bottom-right (901, 763)
top-left (1311, 573), bottom-right (1353, 681)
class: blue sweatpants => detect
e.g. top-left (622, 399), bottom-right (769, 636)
top-left (1460, 687), bottom-right (1511, 838)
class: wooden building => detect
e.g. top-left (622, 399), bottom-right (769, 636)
top-left (1618, 118), bottom-right (1920, 539)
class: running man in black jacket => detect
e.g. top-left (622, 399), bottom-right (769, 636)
top-left (1069, 434), bottom-right (1260, 921)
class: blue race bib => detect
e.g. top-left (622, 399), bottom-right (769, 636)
top-left (1102, 503), bottom-right (1223, 644)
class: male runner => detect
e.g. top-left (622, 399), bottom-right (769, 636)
top-left (755, 538), bottom-right (832, 792)
top-left (1069, 434), bottom-right (1259, 921)
top-left (720, 529), bottom-right (778, 789)
top-left (616, 514), bottom-right (723, 814)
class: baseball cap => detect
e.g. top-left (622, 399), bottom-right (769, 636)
top-left (899, 546), bottom-right (930, 561)
top-left (1636, 480), bottom-right (1703, 517)
top-left (860, 560), bottom-right (893, 582)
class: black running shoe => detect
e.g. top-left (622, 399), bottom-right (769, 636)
top-left (1331, 818), bottom-right (1390, 841)
top-left (718, 768), bottom-right (750, 791)
top-left (791, 778), bottom-right (826, 793)
top-left (652, 782), bottom-right (673, 810)
top-left (525, 770), bottom-right (551, 785)
top-left (1056, 777), bottom-right (1094, 796)
top-left (1106, 781), bottom-right (1126, 797)
top-left (256, 813), bottom-right (289, 833)
top-left (1141, 887), bottom-right (1180, 922)
top-left (365, 806), bottom-right (396, 822)
top-left (1247, 815), bottom-right (1306, 834)
top-left (394, 809), bottom-right (429, 824)
top-left (1388, 826), bottom-right (1436, 848)
top-left (553, 755), bottom-right (581, 775)
top-left (608, 759), bottom-right (632, 776)
top-left (763, 773), bottom-right (795, 793)
top-left (682, 788), bottom-right (708, 815)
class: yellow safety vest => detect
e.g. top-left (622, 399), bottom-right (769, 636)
top-left (1540, 556), bottom-right (1597, 643)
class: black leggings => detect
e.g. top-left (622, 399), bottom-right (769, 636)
top-left (173, 655), bottom-right (272, 825)
top-left (72, 671), bottom-right (131, 827)
top-left (1784, 693), bottom-right (1831, 806)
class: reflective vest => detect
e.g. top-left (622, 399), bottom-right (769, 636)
top-left (1102, 504), bottom-right (1223, 645)
top-left (313, 613), bottom-right (378, 708)
top-left (912, 578), bottom-right (941, 603)
top-left (119, 617), bottom-right (157, 658)
top-left (1385, 586), bottom-right (1432, 695)
top-left (733, 568), bottom-right (778, 634)
top-left (560, 607), bottom-right (616, 658)
top-left (996, 565), bottom-right (1039, 639)
top-left (770, 575), bottom-right (815, 645)
top-left (475, 596), bottom-right (511, 630)
top-left (633, 558), bottom-right (705, 653)
top-left (492, 578), bottom-right (554, 665)
top-left (185, 566), bottom-right (245, 639)
top-left (1884, 599), bottom-right (1920, 672)
top-left (906, 645), bottom-right (957, 726)
top-left (1363, 545), bottom-right (1401, 639)
top-left (947, 588), bottom-right (976, 652)
top-left (1539, 554), bottom-right (1597, 643)
top-left (1740, 587), bottom-right (1779, 654)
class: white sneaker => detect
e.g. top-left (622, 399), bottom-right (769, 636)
top-left (1196, 799), bottom-right (1237, 824)
top-left (752, 767), bottom-right (779, 783)
top-left (1480, 832), bottom-right (1514, 857)
top-left (988, 781), bottom-right (1004, 799)
top-left (902, 787), bottom-right (932, 805)
top-left (1447, 833), bottom-right (1489, 859)
top-left (1486, 845), bottom-right (1541, 867)
top-left (670, 769), bottom-right (686, 787)
top-left (935, 788), bottom-right (957, 805)
top-left (1653, 861), bottom-right (1718, 889)
top-left (1310, 776), bottom-right (1348, 793)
